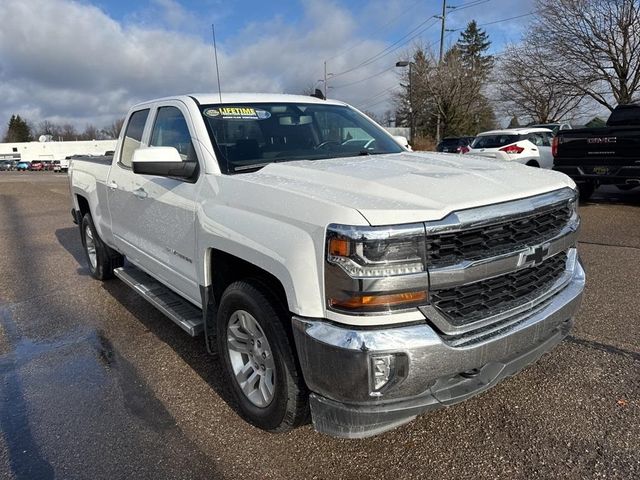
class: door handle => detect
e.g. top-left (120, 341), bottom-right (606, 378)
top-left (133, 187), bottom-right (148, 199)
top-left (107, 181), bottom-right (118, 190)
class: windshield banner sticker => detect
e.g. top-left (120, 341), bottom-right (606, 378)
top-left (204, 107), bottom-right (271, 120)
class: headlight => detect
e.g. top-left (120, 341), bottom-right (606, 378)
top-left (325, 224), bottom-right (428, 313)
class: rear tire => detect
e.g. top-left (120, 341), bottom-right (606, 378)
top-left (578, 181), bottom-right (595, 202)
top-left (80, 213), bottom-right (124, 280)
top-left (526, 161), bottom-right (540, 167)
top-left (217, 279), bottom-right (308, 432)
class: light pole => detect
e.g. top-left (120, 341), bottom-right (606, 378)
top-left (396, 61), bottom-right (414, 142)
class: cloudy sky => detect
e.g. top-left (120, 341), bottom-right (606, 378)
top-left (0, 0), bottom-right (535, 133)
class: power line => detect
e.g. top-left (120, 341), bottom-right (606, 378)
top-left (355, 84), bottom-right (401, 108)
top-left (332, 65), bottom-right (397, 89)
top-left (329, 0), bottom-right (491, 81)
top-left (449, 11), bottom-right (537, 32)
top-left (325, 0), bottom-right (425, 62)
top-left (330, 18), bottom-right (439, 79)
top-left (341, 0), bottom-right (539, 114)
top-left (356, 94), bottom-right (398, 110)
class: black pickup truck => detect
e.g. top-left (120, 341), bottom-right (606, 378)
top-left (553, 103), bottom-right (640, 201)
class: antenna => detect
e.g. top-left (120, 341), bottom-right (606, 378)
top-left (211, 24), bottom-right (223, 104)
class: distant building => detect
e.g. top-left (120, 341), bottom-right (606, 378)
top-left (0, 139), bottom-right (117, 162)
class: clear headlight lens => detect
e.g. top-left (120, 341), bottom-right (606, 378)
top-left (325, 224), bottom-right (428, 313)
top-left (326, 224), bottom-right (426, 278)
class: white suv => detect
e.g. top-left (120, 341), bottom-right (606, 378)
top-left (465, 128), bottom-right (554, 169)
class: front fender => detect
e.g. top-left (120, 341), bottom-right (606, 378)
top-left (197, 204), bottom-right (325, 317)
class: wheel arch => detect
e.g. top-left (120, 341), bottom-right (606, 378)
top-left (76, 194), bottom-right (91, 219)
top-left (200, 248), bottom-right (293, 354)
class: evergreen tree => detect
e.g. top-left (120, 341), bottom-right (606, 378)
top-left (508, 116), bottom-right (520, 128)
top-left (457, 21), bottom-right (493, 77)
top-left (3, 115), bottom-right (32, 142)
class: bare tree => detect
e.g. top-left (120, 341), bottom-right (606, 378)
top-left (81, 124), bottom-right (99, 140)
top-left (395, 24), bottom-right (497, 140)
top-left (397, 47), bottom-right (495, 137)
top-left (60, 124), bottom-right (77, 141)
top-left (361, 110), bottom-right (383, 124)
top-left (530, 0), bottom-right (640, 110)
top-left (36, 120), bottom-right (62, 139)
top-left (495, 45), bottom-right (585, 123)
top-left (102, 118), bottom-right (125, 139)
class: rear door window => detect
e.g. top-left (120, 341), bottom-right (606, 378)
top-left (472, 135), bottom-right (520, 149)
top-left (120, 109), bottom-right (150, 167)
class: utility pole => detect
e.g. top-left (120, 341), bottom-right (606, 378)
top-left (435, 0), bottom-right (447, 143)
top-left (324, 61), bottom-right (328, 98)
top-left (438, 0), bottom-right (446, 63)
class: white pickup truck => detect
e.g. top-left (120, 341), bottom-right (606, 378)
top-left (69, 93), bottom-right (585, 438)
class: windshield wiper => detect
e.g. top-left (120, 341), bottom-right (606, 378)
top-left (234, 162), bottom-right (271, 172)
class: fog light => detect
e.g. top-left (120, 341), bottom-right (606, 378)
top-left (369, 354), bottom-right (395, 395)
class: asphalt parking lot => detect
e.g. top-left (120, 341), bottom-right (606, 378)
top-left (0, 171), bottom-right (638, 480)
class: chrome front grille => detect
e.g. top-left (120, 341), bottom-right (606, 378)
top-left (421, 188), bottom-right (580, 344)
top-left (430, 251), bottom-right (568, 326)
top-left (426, 201), bottom-right (572, 268)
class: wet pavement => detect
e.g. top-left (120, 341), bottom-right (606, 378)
top-left (0, 172), bottom-right (638, 479)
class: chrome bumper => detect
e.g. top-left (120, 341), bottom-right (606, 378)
top-left (292, 260), bottom-right (585, 438)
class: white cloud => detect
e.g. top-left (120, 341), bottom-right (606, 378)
top-left (0, 0), bottom-right (403, 130)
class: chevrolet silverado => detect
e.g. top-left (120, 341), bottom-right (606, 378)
top-left (69, 93), bottom-right (585, 438)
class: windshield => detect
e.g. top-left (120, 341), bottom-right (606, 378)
top-left (472, 134), bottom-right (520, 149)
top-left (200, 103), bottom-right (403, 173)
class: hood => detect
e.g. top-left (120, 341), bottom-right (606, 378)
top-left (240, 152), bottom-right (575, 225)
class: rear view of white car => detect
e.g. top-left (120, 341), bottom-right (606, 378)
top-left (465, 128), bottom-right (554, 168)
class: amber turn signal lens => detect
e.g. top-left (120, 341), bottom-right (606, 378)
top-left (328, 237), bottom-right (350, 257)
top-left (329, 291), bottom-right (427, 311)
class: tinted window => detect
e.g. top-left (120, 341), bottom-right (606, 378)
top-left (201, 103), bottom-right (403, 173)
top-left (120, 109), bottom-right (149, 167)
top-left (150, 106), bottom-right (197, 162)
top-left (440, 138), bottom-right (460, 147)
top-left (472, 135), bottom-right (520, 149)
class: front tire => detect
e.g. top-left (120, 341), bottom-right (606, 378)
top-left (217, 280), bottom-right (308, 432)
top-left (578, 181), bottom-right (595, 202)
top-left (80, 213), bottom-right (124, 280)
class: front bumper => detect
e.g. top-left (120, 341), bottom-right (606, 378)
top-left (292, 260), bottom-right (585, 438)
top-left (554, 165), bottom-right (640, 185)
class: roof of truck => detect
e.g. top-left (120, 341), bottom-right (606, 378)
top-left (132, 93), bottom-right (350, 108)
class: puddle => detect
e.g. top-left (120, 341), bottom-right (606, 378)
top-left (0, 307), bottom-right (177, 479)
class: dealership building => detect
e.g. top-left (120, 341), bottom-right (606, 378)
top-left (0, 138), bottom-right (117, 162)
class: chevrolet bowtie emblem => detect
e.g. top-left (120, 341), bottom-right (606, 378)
top-left (519, 244), bottom-right (549, 267)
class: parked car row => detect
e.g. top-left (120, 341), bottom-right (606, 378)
top-left (437, 127), bottom-right (557, 170)
top-left (436, 136), bottom-right (475, 153)
top-left (1, 159), bottom-right (70, 172)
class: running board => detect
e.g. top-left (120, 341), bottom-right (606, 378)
top-left (114, 266), bottom-right (203, 336)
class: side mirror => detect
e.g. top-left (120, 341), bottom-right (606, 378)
top-left (393, 135), bottom-right (412, 151)
top-left (132, 147), bottom-right (197, 179)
